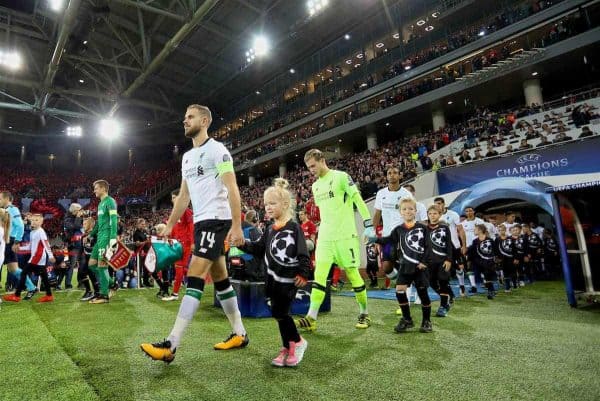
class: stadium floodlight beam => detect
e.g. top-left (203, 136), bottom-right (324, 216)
top-left (308, 0), bottom-right (329, 16)
top-left (49, 0), bottom-right (65, 12)
top-left (252, 35), bottom-right (270, 57)
top-left (99, 118), bottom-right (121, 140)
top-left (66, 126), bottom-right (82, 137)
top-left (0, 50), bottom-right (23, 71)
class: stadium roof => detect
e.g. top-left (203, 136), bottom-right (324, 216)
top-left (0, 0), bottom-right (432, 141)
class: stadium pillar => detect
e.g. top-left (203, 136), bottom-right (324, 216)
top-left (248, 174), bottom-right (256, 187)
top-left (366, 132), bottom-right (377, 150)
top-left (523, 79), bottom-right (543, 106)
top-left (432, 108), bottom-right (446, 131)
top-left (279, 162), bottom-right (287, 178)
top-left (20, 145), bottom-right (25, 164)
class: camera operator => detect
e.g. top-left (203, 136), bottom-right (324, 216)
top-left (133, 218), bottom-right (151, 287)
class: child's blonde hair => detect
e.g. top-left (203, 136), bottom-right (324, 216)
top-left (264, 178), bottom-right (295, 221)
top-left (427, 204), bottom-right (441, 213)
top-left (475, 224), bottom-right (488, 236)
top-left (0, 209), bottom-right (10, 243)
top-left (83, 217), bottom-right (95, 232)
top-left (399, 197), bottom-right (416, 209)
top-left (155, 223), bottom-right (166, 233)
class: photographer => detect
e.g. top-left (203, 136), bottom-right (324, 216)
top-left (228, 209), bottom-right (264, 281)
top-left (62, 203), bottom-right (86, 289)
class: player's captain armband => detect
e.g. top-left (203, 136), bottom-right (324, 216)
top-left (217, 154), bottom-right (234, 175)
top-left (109, 210), bottom-right (118, 215)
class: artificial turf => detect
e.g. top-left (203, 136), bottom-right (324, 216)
top-left (1, 281), bottom-right (598, 401)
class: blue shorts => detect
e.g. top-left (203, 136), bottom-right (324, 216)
top-left (381, 242), bottom-right (395, 262)
top-left (4, 238), bottom-right (17, 264)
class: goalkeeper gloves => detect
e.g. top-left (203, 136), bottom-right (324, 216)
top-left (105, 239), bottom-right (118, 260)
top-left (363, 220), bottom-right (376, 244)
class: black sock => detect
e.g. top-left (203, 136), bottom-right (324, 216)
top-left (396, 291), bottom-right (411, 320)
top-left (40, 270), bottom-right (52, 296)
top-left (422, 305), bottom-right (431, 322)
top-left (82, 277), bottom-right (91, 292)
top-left (416, 287), bottom-right (431, 322)
top-left (486, 281), bottom-right (494, 292)
top-left (440, 281), bottom-right (451, 307)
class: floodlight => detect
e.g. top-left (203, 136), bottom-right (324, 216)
top-left (99, 119), bottom-right (121, 140)
top-left (67, 126), bottom-right (82, 137)
top-left (49, 0), bottom-right (64, 12)
top-left (252, 35), bottom-right (270, 57)
top-left (308, 0), bottom-right (329, 16)
top-left (0, 51), bottom-right (22, 70)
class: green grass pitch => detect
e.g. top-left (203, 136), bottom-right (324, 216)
top-left (1, 281), bottom-right (599, 401)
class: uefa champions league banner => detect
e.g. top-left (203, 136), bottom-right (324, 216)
top-left (20, 198), bottom-right (33, 213)
top-left (126, 196), bottom-right (149, 205)
top-left (58, 198), bottom-right (72, 212)
top-left (77, 198), bottom-right (91, 208)
top-left (437, 136), bottom-right (600, 193)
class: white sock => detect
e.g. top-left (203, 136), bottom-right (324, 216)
top-left (386, 268), bottom-right (398, 280)
top-left (468, 273), bottom-right (477, 287)
top-left (167, 295), bottom-right (200, 350)
top-left (307, 308), bottom-right (319, 320)
top-left (457, 270), bottom-right (465, 286)
top-left (217, 286), bottom-right (246, 336)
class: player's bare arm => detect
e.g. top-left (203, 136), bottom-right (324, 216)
top-left (221, 171), bottom-right (244, 247)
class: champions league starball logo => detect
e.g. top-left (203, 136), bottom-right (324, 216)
top-left (430, 228), bottom-right (447, 248)
top-left (517, 154), bottom-right (541, 164)
top-left (269, 230), bottom-right (299, 267)
top-left (479, 240), bottom-right (493, 255)
top-left (405, 227), bottom-right (425, 253)
top-left (496, 152), bottom-right (568, 178)
top-left (477, 239), bottom-right (495, 259)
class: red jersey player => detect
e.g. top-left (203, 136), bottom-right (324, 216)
top-left (299, 209), bottom-right (317, 270)
top-left (162, 189), bottom-right (194, 301)
top-left (304, 197), bottom-right (320, 224)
